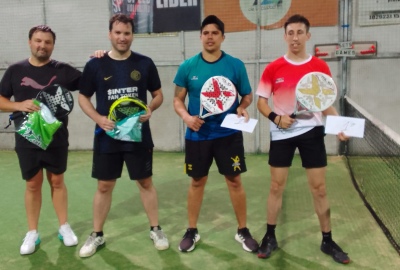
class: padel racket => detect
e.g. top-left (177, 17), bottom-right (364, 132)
top-left (36, 84), bottom-right (74, 118)
top-left (290, 72), bottom-right (337, 118)
top-left (95, 96), bottom-right (148, 135)
top-left (199, 76), bottom-right (237, 119)
top-left (108, 96), bottom-right (147, 122)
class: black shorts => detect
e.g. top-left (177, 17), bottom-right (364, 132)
top-left (15, 146), bottom-right (68, 180)
top-left (92, 148), bottom-right (153, 180)
top-left (269, 126), bottom-right (327, 168)
top-left (185, 132), bottom-right (247, 178)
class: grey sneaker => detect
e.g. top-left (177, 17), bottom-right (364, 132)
top-left (58, 223), bottom-right (78, 246)
top-left (79, 232), bottom-right (105, 258)
top-left (20, 230), bottom-right (41, 255)
top-left (150, 227), bottom-right (169, 250)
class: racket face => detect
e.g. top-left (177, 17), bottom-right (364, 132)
top-left (199, 76), bottom-right (237, 119)
top-left (109, 96), bottom-right (147, 122)
top-left (36, 84), bottom-right (74, 118)
top-left (295, 72), bottom-right (337, 114)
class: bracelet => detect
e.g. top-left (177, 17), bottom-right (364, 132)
top-left (268, 112), bottom-right (278, 122)
top-left (276, 116), bottom-right (282, 128)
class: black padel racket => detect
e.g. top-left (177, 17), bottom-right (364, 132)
top-left (36, 84), bottom-right (74, 118)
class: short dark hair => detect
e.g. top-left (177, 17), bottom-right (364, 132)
top-left (201, 15), bottom-right (224, 35)
top-left (284, 14), bottom-right (310, 32)
top-left (109, 14), bottom-right (134, 32)
top-left (28, 25), bottom-right (56, 43)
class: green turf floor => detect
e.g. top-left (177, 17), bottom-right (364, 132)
top-left (0, 151), bottom-right (399, 269)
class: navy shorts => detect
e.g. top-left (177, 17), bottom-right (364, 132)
top-left (269, 126), bottom-right (327, 168)
top-left (15, 146), bottom-right (68, 180)
top-left (185, 132), bottom-right (247, 178)
top-left (92, 148), bottom-right (153, 180)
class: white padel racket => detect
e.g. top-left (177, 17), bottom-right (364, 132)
top-left (199, 76), bottom-right (237, 119)
top-left (290, 72), bottom-right (337, 118)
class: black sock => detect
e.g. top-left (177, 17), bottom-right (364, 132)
top-left (93, 231), bottom-right (103, 237)
top-left (266, 224), bottom-right (276, 238)
top-left (322, 231), bottom-right (332, 243)
top-left (151, 225), bottom-right (161, 231)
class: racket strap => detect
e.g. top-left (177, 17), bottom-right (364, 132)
top-left (4, 116), bottom-right (12, 129)
top-left (4, 112), bottom-right (26, 129)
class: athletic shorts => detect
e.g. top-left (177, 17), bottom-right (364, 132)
top-left (269, 126), bottom-right (327, 168)
top-left (185, 132), bottom-right (247, 178)
top-left (15, 146), bottom-right (68, 180)
top-left (92, 148), bottom-right (153, 180)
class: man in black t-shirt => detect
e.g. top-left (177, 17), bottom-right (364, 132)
top-left (78, 14), bottom-right (169, 258)
top-left (0, 25), bottom-right (80, 255)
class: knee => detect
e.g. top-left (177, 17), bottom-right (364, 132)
top-left (191, 177), bottom-right (206, 189)
top-left (226, 177), bottom-right (242, 190)
top-left (137, 178), bottom-right (153, 190)
top-left (50, 179), bottom-right (64, 190)
top-left (26, 182), bottom-right (42, 193)
top-left (269, 181), bottom-right (284, 194)
top-left (47, 173), bottom-right (65, 189)
top-left (97, 182), bottom-right (114, 194)
top-left (311, 184), bottom-right (327, 198)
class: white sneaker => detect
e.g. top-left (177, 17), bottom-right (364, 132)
top-left (58, 223), bottom-right (78, 246)
top-left (79, 232), bottom-right (105, 258)
top-left (20, 230), bottom-right (41, 255)
top-left (150, 227), bottom-right (169, 250)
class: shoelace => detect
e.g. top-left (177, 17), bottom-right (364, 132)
top-left (239, 228), bottom-right (251, 239)
top-left (23, 231), bottom-right (37, 244)
top-left (84, 235), bottom-right (102, 247)
top-left (61, 224), bottom-right (74, 237)
top-left (330, 241), bottom-right (347, 255)
top-left (154, 230), bottom-right (166, 240)
top-left (183, 229), bottom-right (197, 239)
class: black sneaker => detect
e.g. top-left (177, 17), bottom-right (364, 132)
top-left (179, 228), bottom-right (200, 252)
top-left (235, 227), bottom-right (258, 253)
top-left (320, 240), bottom-right (350, 264)
top-left (258, 235), bottom-right (278, 259)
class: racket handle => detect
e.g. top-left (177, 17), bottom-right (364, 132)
top-left (290, 113), bottom-right (296, 119)
top-left (11, 111), bottom-right (26, 120)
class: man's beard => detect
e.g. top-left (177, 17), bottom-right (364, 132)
top-left (34, 50), bottom-right (51, 61)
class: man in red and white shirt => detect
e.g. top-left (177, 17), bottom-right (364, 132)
top-left (256, 14), bottom-right (350, 264)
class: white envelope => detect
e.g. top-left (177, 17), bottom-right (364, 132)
top-left (325, 115), bottom-right (365, 138)
top-left (221, 114), bottom-right (258, 133)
